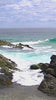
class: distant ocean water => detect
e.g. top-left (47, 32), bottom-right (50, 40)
top-left (0, 28), bottom-right (56, 86)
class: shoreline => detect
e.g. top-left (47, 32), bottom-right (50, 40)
top-left (0, 83), bottom-right (56, 100)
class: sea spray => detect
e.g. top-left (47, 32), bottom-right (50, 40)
top-left (0, 45), bottom-right (54, 86)
top-left (0, 28), bottom-right (56, 86)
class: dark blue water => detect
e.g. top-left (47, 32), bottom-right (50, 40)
top-left (0, 28), bottom-right (56, 42)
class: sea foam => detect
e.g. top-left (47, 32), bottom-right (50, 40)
top-left (0, 51), bottom-right (44, 86)
top-left (0, 39), bottom-right (56, 86)
top-left (12, 39), bottom-right (47, 45)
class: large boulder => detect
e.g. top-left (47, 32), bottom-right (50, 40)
top-left (46, 68), bottom-right (56, 77)
top-left (48, 55), bottom-right (56, 77)
top-left (0, 74), bottom-right (12, 85)
top-left (39, 63), bottom-right (49, 73)
top-left (0, 54), bottom-right (17, 86)
top-left (38, 74), bottom-right (56, 96)
top-left (50, 55), bottom-right (56, 66)
top-left (30, 63), bottom-right (49, 72)
top-left (0, 54), bottom-right (17, 70)
top-left (38, 55), bottom-right (56, 96)
top-left (30, 64), bottom-right (39, 70)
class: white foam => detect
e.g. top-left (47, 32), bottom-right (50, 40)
top-left (12, 69), bottom-right (44, 86)
top-left (0, 42), bottom-right (53, 86)
top-left (0, 53), bottom-right (44, 86)
top-left (34, 46), bottom-right (52, 54)
top-left (23, 47), bottom-right (32, 51)
top-left (45, 39), bottom-right (49, 41)
top-left (12, 39), bottom-right (46, 45)
top-left (2, 45), bottom-right (12, 48)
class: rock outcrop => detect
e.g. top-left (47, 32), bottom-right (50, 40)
top-left (0, 40), bottom-right (33, 49)
top-left (30, 63), bottom-right (49, 72)
top-left (30, 55), bottom-right (56, 96)
top-left (0, 54), bottom-right (17, 86)
top-left (0, 40), bottom-right (13, 46)
top-left (38, 55), bottom-right (56, 96)
top-left (30, 64), bottom-right (39, 69)
top-left (38, 74), bottom-right (56, 96)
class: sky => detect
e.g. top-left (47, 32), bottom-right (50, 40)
top-left (0, 0), bottom-right (56, 28)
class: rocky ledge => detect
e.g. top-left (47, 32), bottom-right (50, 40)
top-left (0, 54), bottom-right (17, 86)
top-left (30, 55), bottom-right (56, 96)
top-left (0, 40), bottom-right (33, 49)
top-left (0, 40), bottom-right (14, 46)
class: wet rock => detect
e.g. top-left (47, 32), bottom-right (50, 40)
top-left (38, 74), bottom-right (56, 96)
top-left (38, 55), bottom-right (56, 96)
top-left (46, 68), bottom-right (56, 77)
top-left (0, 54), bottom-right (17, 70)
top-left (30, 64), bottom-right (39, 70)
top-left (15, 43), bottom-right (33, 49)
top-left (0, 74), bottom-right (12, 85)
top-left (15, 43), bottom-right (23, 49)
top-left (30, 63), bottom-right (49, 72)
top-left (0, 40), bottom-right (13, 46)
top-left (0, 54), bottom-right (17, 86)
top-left (38, 63), bottom-right (49, 73)
top-left (50, 55), bottom-right (56, 66)
top-left (23, 44), bottom-right (33, 49)
top-left (0, 40), bottom-right (33, 50)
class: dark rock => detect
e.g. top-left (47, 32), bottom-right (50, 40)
top-left (38, 74), bottom-right (56, 96)
top-left (38, 55), bottom-right (56, 96)
top-left (0, 40), bottom-right (13, 46)
top-left (50, 55), bottom-right (56, 65)
top-left (0, 40), bottom-right (33, 50)
top-left (0, 54), bottom-right (17, 86)
top-left (24, 44), bottom-right (33, 49)
top-left (30, 64), bottom-right (39, 70)
top-left (0, 54), bottom-right (17, 70)
top-left (17, 43), bottom-right (33, 49)
top-left (0, 74), bottom-right (12, 85)
top-left (30, 63), bottom-right (49, 72)
top-left (39, 63), bottom-right (49, 73)
top-left (50, 55), bottom-right (56, 61)
top-left (46, 68), bottom-right (56, 77)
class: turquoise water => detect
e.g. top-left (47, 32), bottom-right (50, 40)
top-left (0, 28), bottom-right (56, 86)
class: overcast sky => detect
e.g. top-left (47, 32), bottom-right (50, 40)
top-left (0, 0), bottom-right (56, 28)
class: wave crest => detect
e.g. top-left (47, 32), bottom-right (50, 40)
top-left (12, 39), bottom-right (48, 45)
top-left (49, 38), bottom-right (56, 43)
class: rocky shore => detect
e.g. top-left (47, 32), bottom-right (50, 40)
top-left (30, 55), bottom-right (56, 96)
top-left (0, 40), bottom-right (56, 96)
top-left (0, 53), bottom-right (56, 96)
top-left (0, 54), bottom-right (17, 86)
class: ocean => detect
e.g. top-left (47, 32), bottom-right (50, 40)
top-left (0, 28), bottom-right (56, 86)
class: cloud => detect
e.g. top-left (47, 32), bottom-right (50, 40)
top-left (52, 0), bottom-right (56, 1)
top-left (40, 18), bottom-right (49, 21)
top-left (5, 4), bottom-right (20, 10)
top-left (0, 0), bottom-right (56, 27)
